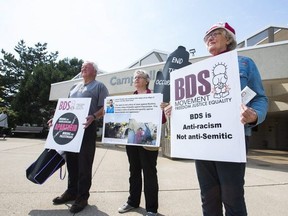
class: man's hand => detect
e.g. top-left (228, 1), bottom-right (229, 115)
top-left (83, 115), bottom-right (95, 129)
top-left (47, 119), bottom-right (53, 128)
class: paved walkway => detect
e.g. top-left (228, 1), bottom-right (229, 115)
top-left (0, 137), bottom-right (287, 215)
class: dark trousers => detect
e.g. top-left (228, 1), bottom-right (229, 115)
top-left (126, 145), bottom-right (159, 213)
top-left (195, 137), bottom-right (249, 216)
top-left (66, 122), bottom-right (96, 201)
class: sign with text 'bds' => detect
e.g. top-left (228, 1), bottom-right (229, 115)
top-left (45, 98), bottom-right (91, 153)
top-left (170, 50), bottom-right (246, 162)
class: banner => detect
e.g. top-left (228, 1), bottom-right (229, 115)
top-left (45, 98), bottom-right (91, 152)
top-left (153, 46), bottom-right (191, 102)
top-left (102, 94), bottom-right (163, 147)
top-left (170, 50), bottom-right (246, 162)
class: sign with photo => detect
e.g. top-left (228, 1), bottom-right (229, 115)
top-left (102, 93), bottom-right (163, 147)
top-left (170, 50), bottom-right (246, 162)
top-left (45, 98), bottom-right (91, 152)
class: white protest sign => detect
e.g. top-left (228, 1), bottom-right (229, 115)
top-left (241, 86), bottom-right (256, 105)
top-left (102, 93), bottom-right (163, 147)
top-left (170, 50), bottom-right (246, 162)
top-left (45, 98), bottom-right (91, 152)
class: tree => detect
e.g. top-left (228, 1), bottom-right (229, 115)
top-left (12, 59), bottom-right (83, 125)
top-left (0, 40), bottom-right (58, 106)
top-left (0, 40), bottom-right (83, 127)
top-left (56, 58), bottom-right (83, 81)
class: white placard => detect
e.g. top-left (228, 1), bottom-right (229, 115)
top-left (102, 94), bottom-right (163, 147)
top-left (45, 98), bottom-right (91, 152)
top-left (241, 86), bottom-right (256, 105)
top-left (170, 50), bottom-right (246, 162)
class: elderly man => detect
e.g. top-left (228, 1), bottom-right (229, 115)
top-left (52, 61), bottom-right (109, 213)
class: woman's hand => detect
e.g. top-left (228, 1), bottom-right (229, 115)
top-left (160, 102), bottom-right (169, 110)
top-left (164, 104), bottom-right (172, 117)
top-left (160, 102), bottom-right (172, 117)
top-left (240, 104), bottom-right (258, 125)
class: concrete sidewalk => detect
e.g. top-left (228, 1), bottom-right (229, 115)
top-left (0, 137), bottom-right (287, 216)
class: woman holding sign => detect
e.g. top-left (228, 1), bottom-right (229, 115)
top-left (165, 22), bottom-right (268, 216)
top-left (118, 69), bottom-right (159, 216)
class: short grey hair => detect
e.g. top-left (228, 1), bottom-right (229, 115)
top-left (133, 69), bottom-right (150, 89)
top-left (221, 29), bottom-right (237, 51)
top-left (85, 61), bottom-right (98, 73)
top-left (133, 69), bottom-right (150, 82)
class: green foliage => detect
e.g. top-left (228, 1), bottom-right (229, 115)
top-left (0, 40), bottom-right (83, 127)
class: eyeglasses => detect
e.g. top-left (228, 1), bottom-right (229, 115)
top-left (134, 76), bottom-right (145, 80)
top-left (204, 31), bottom-right (222, 42)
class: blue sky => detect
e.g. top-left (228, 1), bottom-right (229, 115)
top-left (0, 0), bottom-right (287, 72)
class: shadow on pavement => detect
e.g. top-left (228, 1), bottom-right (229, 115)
top-left (29, 205), bottom-right (109, 216)
top-left (247, 149), bottom-right (288, 172)
top-left (97, 144), bottom-right (288, 173)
